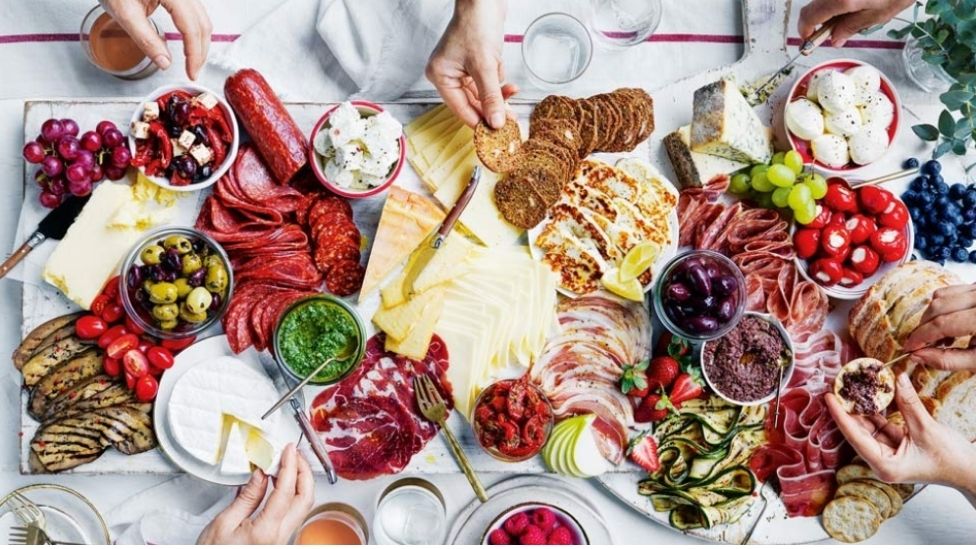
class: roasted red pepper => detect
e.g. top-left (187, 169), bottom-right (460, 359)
top-left (205, 124), bottom-right (226, 168)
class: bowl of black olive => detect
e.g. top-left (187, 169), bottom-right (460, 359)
top-left (120, 227), bottom-right (233, 339)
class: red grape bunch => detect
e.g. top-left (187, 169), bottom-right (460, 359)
top-left (23, 118), bottom-right (132, 208)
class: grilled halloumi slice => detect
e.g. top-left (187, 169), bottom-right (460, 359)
top-left (538, 203), bottom-right (620, 264)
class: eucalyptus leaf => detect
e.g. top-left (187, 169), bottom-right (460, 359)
top-left (939, 110), bottom-right (957, 136)
top-left (913, 124), bottom-right (941, 141)
top-left (935, 140), bottom-right (953, 158)
top-left (953, 140), bottom-right (968, 155)
top-left (941, 90), bottom-right (974, 109)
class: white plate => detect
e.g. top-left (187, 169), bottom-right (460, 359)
top-left (526, 162), bottom-right (680, 298)
top-left (153, 335), bottom-right (301, 486)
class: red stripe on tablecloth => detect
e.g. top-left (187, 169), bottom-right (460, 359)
top-left (504, 32), bottom-right (745, 44)
top-left (0, 32), bottom-right (240, 44)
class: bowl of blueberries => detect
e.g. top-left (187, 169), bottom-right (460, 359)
top-left (899, 157), bottom-right (976, 265)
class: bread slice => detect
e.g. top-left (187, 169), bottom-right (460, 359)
top-left (911, 366), bottom-right (953, 398)
top-left (934, 371), bottom-right (976, 441)
top-left (834, 358), bottom-right (895, 415)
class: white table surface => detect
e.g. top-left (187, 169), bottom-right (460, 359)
top-left (2, 0), bottom-right (975, 544)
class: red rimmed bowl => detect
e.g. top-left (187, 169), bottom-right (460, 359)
top-left (308, 100), bottom-right (405, 199)
top-left (786, 59), bottom-right (901, 174)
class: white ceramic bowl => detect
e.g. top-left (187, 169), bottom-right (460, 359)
top-left (700, 312), bottom-right (795, 407)
top-left (127, 83), bottom-right (239, 192)
top-left (785, 59), bottom-right (901, 175)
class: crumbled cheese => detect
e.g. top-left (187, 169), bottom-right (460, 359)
top-left (130, 121), bottom-right (150, 139)
top-left (189, 144), bottom-right (213, 165)
top-left (178, 130), bottom-right (196, 150)
top-left (142, 101), bottom-right (160, 122)
top-left (171, 137), bottom-right (186, 157)
top-left (313, 101), bottom-right (402, 191)
top-left (194, 92), bottom-right (218, 110)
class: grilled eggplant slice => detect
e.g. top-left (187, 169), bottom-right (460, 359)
top-left (29, 350), bottom-right (104, 420)
top-left (95, 405), bottom-right (156, 454)
top-left (21, 337), bottom-right (91, 387)
top-left (41, 375), bottom-right (115, 422)
top-left (29, 403), bottom-right (156, 472)
top-left (12, 313), bottom-right (81, 370)
top-left (63, 384), bottom-right (133, 418)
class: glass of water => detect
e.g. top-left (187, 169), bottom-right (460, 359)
top-left (522, 12), bottom-right (593, 90)
top-left (590, 0), bottom-right (663, 48)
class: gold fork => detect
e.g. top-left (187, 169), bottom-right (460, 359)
top-left (8, 491), bottom-right (45, 528)
top-left (414, 374), bottom-right (488, 502)
top-left (9, 524), bottom-right (82, 545)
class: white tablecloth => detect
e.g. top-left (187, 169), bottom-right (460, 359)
top-left (1, 0), bottom-right (975, 544)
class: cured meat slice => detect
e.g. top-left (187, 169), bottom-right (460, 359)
top-left (325, 259), bottom-right (365, 296)
top-left (234, 146), bottom-right (305, 212)
top-left (530, 292), bottom-right (650, 464)
top-left (310, 334), bottom-right (452, 480)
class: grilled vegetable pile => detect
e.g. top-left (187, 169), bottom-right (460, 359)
top-left (638, 396), bottom-right (766, 531)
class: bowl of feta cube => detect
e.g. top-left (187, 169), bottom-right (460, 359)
top-left (127, 83), bottom-right (239, 191)
top-left (785, 60), bottom-right (901, 174)
top-left (309, 100), bottom-right (405, 199)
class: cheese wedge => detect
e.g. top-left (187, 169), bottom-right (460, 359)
top-left (219, 421), bottom-right (250, 475)
top-left (690, 79), bottom-right (773, 164)
top-left (664, 125), bottom-right (750, 188)
top-left (373, 285), bottom-right (447, 342)
top-left (359, 187), bottom-right (445, 300)
top-left (383, 291), bottom-right (447, 360)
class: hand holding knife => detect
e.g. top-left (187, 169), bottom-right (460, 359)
top-left (751, 23), bottom-right (835, 102)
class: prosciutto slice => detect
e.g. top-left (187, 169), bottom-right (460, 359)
top-left (530, 292), bottom-right (650, 464)
top-left (311, 334), bottom-right (452, 480)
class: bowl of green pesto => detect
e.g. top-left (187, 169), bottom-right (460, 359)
top-left (273, 295), bottom-right (365, 385)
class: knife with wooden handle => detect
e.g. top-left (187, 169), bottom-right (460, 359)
top-left (0, 196), bottom-right (88, 280)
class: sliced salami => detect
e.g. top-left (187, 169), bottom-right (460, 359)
top-left (324, 259), bottom-right (365, 296)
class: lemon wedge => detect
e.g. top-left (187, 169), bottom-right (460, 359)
top-left (620, 242), bottom-right (661, 281)
top-left (602, 268), bottom-right (644, 301)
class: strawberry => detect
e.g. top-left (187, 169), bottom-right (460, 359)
top-left (669, 372), bottom-right (704, 407)
top-left (488, 529), bottom-right (511, 545)
top-left (531, 508), bottom-right (557, 532)
top-left (628, 431), bottom-right (660, 473)
top-left (646, 356), bottom-right (680, 390)
top-left (633, 393), bottom-right (675, 423)
top-left (619, 359), bottom-right (649, 398)
top-left (655, 332), bottom-right (691, 359)
top-left (504, 512), bottom-right (530, 537)
top-left (519, 525), bottom-right (547, 545)
top-left (547, 526), bottom-right (574, 545)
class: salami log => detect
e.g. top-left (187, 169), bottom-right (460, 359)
top-left (224, 69), bottom-right (308, 185)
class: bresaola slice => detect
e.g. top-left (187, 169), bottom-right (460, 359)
top-left (311, 334), bottom-right (452, 480)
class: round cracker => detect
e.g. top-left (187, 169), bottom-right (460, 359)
top-left (836, 463), bottom-right (878, 485)
top-left (822, 496), bottom-right (882, 543)
top-left (834, 358), bottom-right (896, 415)
top-left (530, 95), bottom-right (577, 128)
top-left (474, 118), bottom-right (523, 173)
top-left (835, 481), bottom-right (894, 519)
top-left (494, 176), bottom-right (549, 229)
top-left (861, 479), bottom-right (904, 517)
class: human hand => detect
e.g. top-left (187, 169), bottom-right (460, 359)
top-left (825, 373), bottom-right (976, 493)
top-left (99, 0), bottom-right (212, 79)
top-left (798, 0), bottom-right (914, 47)
top-left (905, 284), bottom-right (976, 372)
top-left (197, 444), bottom-right (315, 545)
top-left (426, 0), bottom-right (518, 129)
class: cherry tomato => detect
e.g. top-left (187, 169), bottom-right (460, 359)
top-left (100, 303), bottom-right (124, 324)
top-left (805, 205), bottom-right (832, 229)
top-left (793, 228), bottom-right (821, 259)
top-left (74, 315), bottom-right (107, 340)
top-left (878, 200), bottom-right (909, 230)
top-left (101, 275), bottom-right (121, 300)
top-left (147, 346), bottom-right (175, 371)
top-left (858, 185), bottom-right (893, 215)
top-left (124, 370), bottom-right (137, 390)
top-left (123, 348), bottom-right (150, 378)
top-left (821, 226), bottom-right (852, 259)
top-left (135, 375), bottom-right (159, 402)
top-left (845, 214), bottom-right (877, 245)
top-left (103, 356), bottom-right (122, 377)
top-left (107, 333), bottom-right (139, 359)
top-left (809, 257), bottom-right (844, 285)
top-left (97, 325), bottom-right (128, 349)
top-left (850, 246), bottom-right (881, 276)
top-left (823, 181), bottom-right (858, 213)
top-left (125, 316), bottom-right (145, 335)
top-left (160, 336), bottom-right (196, 351)
top-left (137, 339), bottom-right (152, 355)
top-left (90, 294), bottom-right (110, 317)
top-left (870, 227), bottom-right (908, 262)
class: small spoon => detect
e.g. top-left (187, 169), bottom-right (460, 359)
top-left (262, 342), bottom-right (356, 420)
top-left (772, 360), bottom-right (786, 428)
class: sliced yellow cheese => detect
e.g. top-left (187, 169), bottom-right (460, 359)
top-left (405, 104), bottom-right (449, 135)
top-left (428, 125), bottom-right (473, 171)
top-left (424, 142), bottom-right (474, 192)
top-left (372, 285), bottom-right (446, 342)
top-left (410, 115), bottom-right (462, 157)
top-left (434, 164), bottom-right (521, 248)
top-left (380, 269), bottom-right (409, 309)
top-left (359, 186), bottom-right (445, 301)
top-left (384, 297), bottom-right (445, 361)
top-left (412, 232), bottom-right (480, 293)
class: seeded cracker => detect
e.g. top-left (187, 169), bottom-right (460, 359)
top-left (474, 118), bottom-right (523, 173)
top-left (494, 176), bottom-right (549, 229)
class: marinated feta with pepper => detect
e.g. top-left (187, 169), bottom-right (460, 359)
top-left (313, 102), bottom-right (402, 191)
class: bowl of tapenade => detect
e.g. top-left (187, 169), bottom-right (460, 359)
top-left (273, 294), bottom-right (365, 385)
top-left (700, 313), bottom-right (794, 406)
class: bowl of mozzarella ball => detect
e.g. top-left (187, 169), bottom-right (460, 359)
top-left (309, 100), bottom-right (405, 199)
top-left (785, 60), bottom-right (900, 173)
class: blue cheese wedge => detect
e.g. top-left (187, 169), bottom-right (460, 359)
top-left (664, 125), bottom-right (749, 188)
top-left (690, 79), bottom-right (773, 164)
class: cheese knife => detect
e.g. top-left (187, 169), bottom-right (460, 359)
top-left (259, 355), bottom-right (338, 484)
top-left (401, 165), bottom-right (481, 295)
top-left (0, 195), bottom-right (89, 280)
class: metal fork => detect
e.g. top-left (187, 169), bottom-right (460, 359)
top-left (9, 524), bottom-right (82, 545)
top-left (413, 374), bottom-right (488, 502)
top-left (8, 491), bottom-right (45, 528)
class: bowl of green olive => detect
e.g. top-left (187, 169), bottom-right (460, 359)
top-left (120, 226), bottom-right (233, 339)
